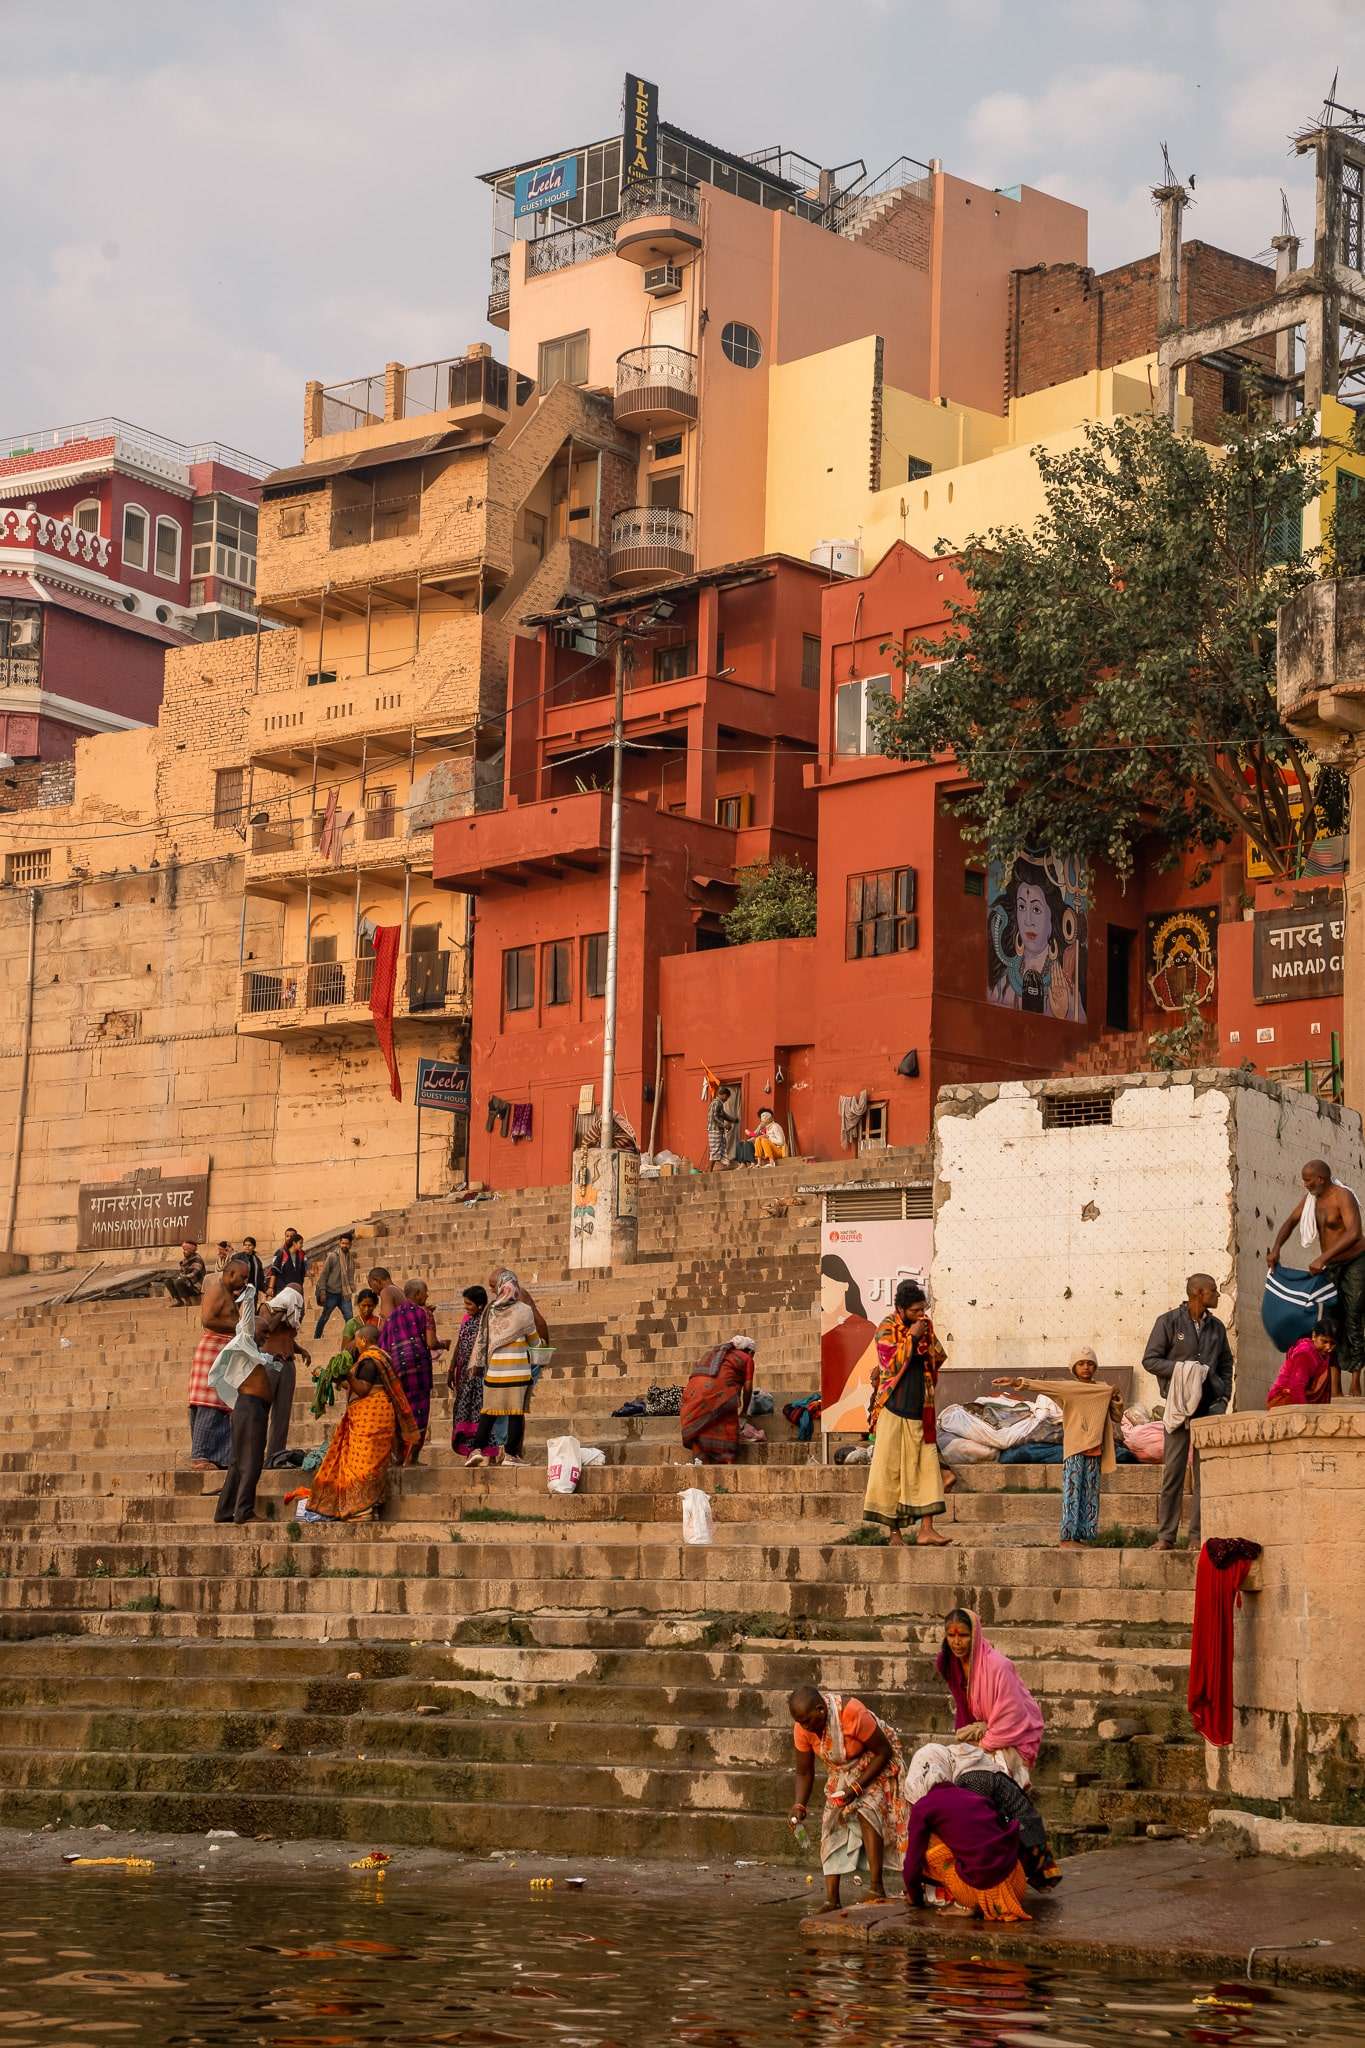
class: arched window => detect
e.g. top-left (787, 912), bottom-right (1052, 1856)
top-left (154, 514), bottom-right (182, 580)
top-left (72, 499), bottom-right (101, 535)
top-left (721, 321), bottom-right (762, 369)
top-left (122, 503), bottom-right (149, 571)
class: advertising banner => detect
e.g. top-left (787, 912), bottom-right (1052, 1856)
top-left (820, 1208), bottom-right (933, 1434)
top-left (623, 74), bottom-right (659, 185)
top-left (514, 156), bottom-right (578, 218)
top-left (414, 1058), bottom-right (471, 1114)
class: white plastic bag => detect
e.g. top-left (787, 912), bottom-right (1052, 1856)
top-left (547, 1434), bottom-right (583, 1495)
top-left (579, 1446), bottom-right (606, 1467)
top-left (680, 1486), bottom-right (714, 1545)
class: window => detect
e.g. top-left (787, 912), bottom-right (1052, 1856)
top-left (278, 504), bottom-right (307, 538)
top-left (330, 464), bottom-right (421, 549)
top-left (306, 668), bottom-right (338, 687)
top-left (544, 939), bottom-right (572, 1006)
top-left (721, 321), bottom-right (762, 368)
top-left (715, 793), bottom-right (752, 829)
top-left (192, 496), bottom-right (259, 582)
top-left (846, 867), bottom-right (918, 959)
top-left (801, 633), bottom-right (821, 692)
top-left (649, 471), bottom-right (683, 509)
top-left (964, 868), bottom-right (985, 897)
top-left (122, 505), bottom-right (148, 571)
top-left (653, 640), bottom-right (694, 683)
top-left (0, 599), bottom-right (42, 666)
top-left (6, 849), bottom-right (51, 885)
top-left (906, 456), bottom-right (932, 482)
top-left (835, 674), bottom-right (891, 756)
top-left (154, 515), bottom-right (181, 580)
top-left (538, 330), bottom-right (589, 390)
top-left (584, 931), bottom-right (608, 999)
top-left (364, 785), bottom-right (397, 840)
top-left (861, 1101), bottom-right (889, 1147)
top-left (1042, 1090), bottom-right (1115, 1130)
top-left (213, 767), bottom-right (244, 829)
top-left (654, 433), bottom-right (683, 459)
top-left (73, 499), bottom-right (101, 535)
top-left (503, 946), bottom-right (535, 1012)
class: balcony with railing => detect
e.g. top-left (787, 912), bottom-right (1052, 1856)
top-left (0, 418), bottom-right (274, 483)
top-left (608, 505), bottom-right (695, 586)
top-left (238, 946), bottom-right (465, 1038)
top-left (614, 346), bottom-right (698, 433)
top-left (0, 505), bottom-right (111, 571)
top-left (243, 790), bottom-right (450, 890)
top-left (524, 219), bottom-right (617, 278)
top-left (615, 176), bottom-right (704, 264)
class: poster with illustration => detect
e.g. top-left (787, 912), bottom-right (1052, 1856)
top-left (819, 1217), bottom-right (933, 1435)
top-left (1145, 907), bottom-right (1219, 1012)
top-left (987, 853), bottom-right (1088, 1021)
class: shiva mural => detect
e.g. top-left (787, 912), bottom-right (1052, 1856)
top-left (986, 853), bottom-right (1089, 1021)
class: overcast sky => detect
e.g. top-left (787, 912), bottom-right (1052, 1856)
top-left (6, 0), bottom-right (1362, 462)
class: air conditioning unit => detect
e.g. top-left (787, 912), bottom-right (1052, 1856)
top-left (643, 263), bottom-right (683, 298)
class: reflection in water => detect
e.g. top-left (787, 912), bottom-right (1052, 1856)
top-left (0, 1874), bottom-right (1359, 2046)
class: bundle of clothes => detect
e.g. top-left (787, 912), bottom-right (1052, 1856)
top-left (936, 1392), bottom-right (1163, 1467)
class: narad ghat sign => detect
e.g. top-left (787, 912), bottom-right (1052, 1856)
top-left (1252, 898), bottom-right (1345, 1004)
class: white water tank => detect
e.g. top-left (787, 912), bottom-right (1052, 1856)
top-left (810, 538), bottom-right (862, 577)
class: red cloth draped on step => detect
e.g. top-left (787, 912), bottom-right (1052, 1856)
top-left (369, 924), bottom-right (402, 1101)
top-left (1187, 1536), bottom-right (1262, 1747)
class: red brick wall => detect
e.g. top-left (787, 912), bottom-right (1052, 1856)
top-left (1010, 242), bottom-right (1276, 440)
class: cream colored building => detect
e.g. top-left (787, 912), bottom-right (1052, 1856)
top-left (0, 348), bottom-right (636, 1261)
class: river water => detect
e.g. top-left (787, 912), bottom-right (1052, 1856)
top-left (1, 1872), bottom-right (1362, 2046)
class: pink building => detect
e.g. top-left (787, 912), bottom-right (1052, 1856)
top-left (0, 418), bottom-right (271, 764)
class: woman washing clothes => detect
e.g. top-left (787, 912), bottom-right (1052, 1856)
top-left (863, 1280), bottom-right (952, 1546)
top-left (448, 1284), bottom-right (489, 1458)
top-left (903, 1742), bottom-right (1061, 1891)
top-left (902, 1775), bottom-right (1033, 1923)
top-left (788, 1684), bottom-right (911, 1912)
top-left (304, 1335), bottom-right (421, 1521)
top-left (465, 1268), bottom-right (547, 1468)
top-left (934, 1607), bottom-right (1044, 1786)
top-left (681, 1335), bottom-right (757, 1465)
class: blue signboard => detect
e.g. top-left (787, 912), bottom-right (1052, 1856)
top-left (514, 156), bottom-right (578, 218)
top-left (415, 1058), bottom-right (471, 1115)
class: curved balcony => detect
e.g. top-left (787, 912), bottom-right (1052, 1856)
top-left (608, 505), bottom-right (695, 587)
top-left (614, 176), bottom-right (703, 265)
top-left (614, 346), bottom-right (698, 433)
top-left (0, 505), bottom-right (111, 570)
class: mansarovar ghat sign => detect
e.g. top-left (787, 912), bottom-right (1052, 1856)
top-left (77, 1167), bottom-right (210, 1253)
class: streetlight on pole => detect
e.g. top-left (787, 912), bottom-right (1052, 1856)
top-left (567, 592), bottom-right (674, 1271)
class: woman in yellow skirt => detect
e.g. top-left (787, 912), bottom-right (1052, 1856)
top-left (862, 1280), bottom-right (951, 1546)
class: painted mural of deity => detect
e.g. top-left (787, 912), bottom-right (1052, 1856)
top-left (986, 852), bottom-right (1088, 1022)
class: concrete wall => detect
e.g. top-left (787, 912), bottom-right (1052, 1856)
top-left (1198, 1408), bottom-right (1364, 1822)
top-left (932, 1070), bottom-right (1365, 1404)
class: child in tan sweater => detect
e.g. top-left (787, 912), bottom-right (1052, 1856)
top-left (994, 1349), bottom-right (1124, 1548)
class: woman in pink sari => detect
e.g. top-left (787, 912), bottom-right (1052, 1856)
top-left (934, 1607), bottom-right (1043, 1787)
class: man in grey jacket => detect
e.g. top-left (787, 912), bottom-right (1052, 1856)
top-left (313, 1231), bottom-right (356, 1340)
top-left (1142, 1273), bottom-right (1233, 1551)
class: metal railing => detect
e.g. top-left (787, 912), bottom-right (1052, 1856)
top-left (0, 505), bottom-right (112, 569)
top-left (0, 418), bottom-right (273, 479)
top-left (402, 354), bottom-right (511, 418)
top-left (823, 155), bottom-right (934, 237)
top-left (526, 220), bottom-right (616, 276)
top-left (615, 346), bottom-right (699, 417)
top-left (319, 374), bottom-right (386, 436)
top-left (487, 250), bottom-right (510, 318)
top-left (0, 655), bottom-right (41, 689)
top-left (240, 948), bottom-right (461, 1020)
top-left (618, 175), bottom-right (701, 226)
top-left (609, 504), bottom-right (695, 579)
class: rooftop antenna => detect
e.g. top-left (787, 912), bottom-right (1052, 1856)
top-left (1279, 188), bottom-right (1296, 241)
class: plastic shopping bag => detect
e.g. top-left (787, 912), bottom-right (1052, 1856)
top-left (680, 1486), bottom-right (714, 1546)
top-left (547, 1434), bottom-right (583, 1495)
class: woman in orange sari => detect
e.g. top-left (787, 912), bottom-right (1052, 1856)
top-left (862, 1280), bottom-right (951, 1546)
top-left (306, 1342), bottom-right (420, 1521)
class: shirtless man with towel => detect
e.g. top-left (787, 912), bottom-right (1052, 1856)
top-left (1268, 1160), bottom-right (1365, 1397)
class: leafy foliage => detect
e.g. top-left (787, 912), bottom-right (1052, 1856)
top-left (873, 413), bottom-right (1328, 881)
top-left (721, 858), bottom-right (818, 944)
top-left (1147, 989), bottom-right (1214, 1073)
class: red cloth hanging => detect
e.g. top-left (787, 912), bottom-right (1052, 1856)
top-left (369, 924), bottom-right (402, 1101)
top-left (1187, 1537), bottom-right (1261, 1746)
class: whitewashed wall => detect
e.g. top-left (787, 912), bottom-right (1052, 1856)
top-left (932, 1071), bottom-right (1365, 1409)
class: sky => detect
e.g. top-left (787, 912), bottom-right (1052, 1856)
top-left (5, 0), bottom-right (1363, 462)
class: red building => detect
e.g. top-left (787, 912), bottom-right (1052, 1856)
top-left (0, 417), bottom-right (270, 765)
top-left (436, 542), bottom-right (1343, 1189)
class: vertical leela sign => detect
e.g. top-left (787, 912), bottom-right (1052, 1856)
top-left (623, 74), bottom-right (659, 186)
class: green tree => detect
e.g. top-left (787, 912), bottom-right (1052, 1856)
top-left (721, 858), bottom-right (818, 944)
top-left (873, 412), bottom-right (1329, 882)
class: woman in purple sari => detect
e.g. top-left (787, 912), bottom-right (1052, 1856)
top-left (380, 1279), bottom-right (435, 1458)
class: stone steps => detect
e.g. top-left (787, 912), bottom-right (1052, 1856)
top-left (0, 1148), bottom-right (1202, 1862)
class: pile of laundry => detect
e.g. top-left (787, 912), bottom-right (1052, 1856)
top-left (938, 1392), bottom-right (1164, 1467)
